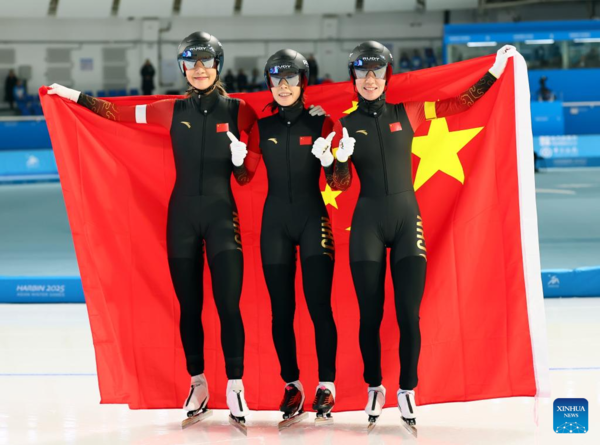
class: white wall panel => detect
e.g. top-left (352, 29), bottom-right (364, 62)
top-left (302, 0), bottom-right (354, 15)
top-left (363, 0), bottom-right (416, 12)
top-left (0, 11), bottom-right (446, 91)
top-left (0, 0), bottom-right (49, 18)
top-left (118, 0), bottom-right (172, 18)
top-left (57, 0), bottom-right (113, 18)
top-left (426, 0), bottom-right (478, 11)
top-left (180, 0), bottom-right (235, 17)
top-left (242, 0), bottom-right (295, 16)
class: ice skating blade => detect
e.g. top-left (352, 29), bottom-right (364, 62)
top-left (367, 420), bottom-right (377, 434)
top-left (314, 414), bottom-right (334, 426)
top-left (181, 409), bottom-right (212, 429)
top-left (229, 414), bottom-right (248, 436)
top-left (402, 420), bottom-right (417, 438)
top-left (278, 411), bottom-right (308, 431)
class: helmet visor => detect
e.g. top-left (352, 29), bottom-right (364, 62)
top-left (178, 50), bottom-right (218, 72)
top-left (352, 58), bottom-right (388, 79)
top-left (268, 65), bottom-right (301, 87)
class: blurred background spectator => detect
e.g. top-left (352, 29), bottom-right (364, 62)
top-left (4, 69), bottom-right (17, 110)
top-left (307, 54), bottom-right (318, 85)
top-left (140, 60), bottom-right (155, 96)
top-left (537, 76), bottom-right (556, 102)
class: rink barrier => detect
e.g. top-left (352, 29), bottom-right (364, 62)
top-left (0, 149), bottom-right (59, 183)
top-left (0, 118), bottom-right (51, 150)
top-left (0, 277), bottom-right (84, 303)
top-left (1, 269), bottom-right (598, 303)
top-left (542, 267), bottom-right (600, 298)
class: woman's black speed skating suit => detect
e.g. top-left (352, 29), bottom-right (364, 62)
top-left (328, 72), bottom-right (497, 389)
top-left (234, 100), bottom-right (338, 383)
top-left (77, 88), bottom-right (257, 379)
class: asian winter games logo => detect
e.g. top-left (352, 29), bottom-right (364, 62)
top-left (554, 398), bottom-right (588, 434)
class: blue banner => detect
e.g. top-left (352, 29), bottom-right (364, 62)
top-left (542, 267), bottom-right (600, 298)
top-left (1, 269), bottom-right (597, 303)
top-left (534, 135), bottom-right (600, 167)
top-left (0, 120), bottom-right (51, 150)
top-left (444, 20), bottom-right (600, 45)
top-left (0, 277), bottom-right (84, 303)
top-left (530, 101), bottom-right (564, 136)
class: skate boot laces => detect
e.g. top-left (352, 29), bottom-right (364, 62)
top-left (312, 386), bottom-right (334, 410)
top-left (280, 385), bottom-right (303, 411)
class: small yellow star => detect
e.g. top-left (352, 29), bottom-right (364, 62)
top-left (343, 101), bottom-right (358, 114)
top-left (412, 118), bottom-right (483, 191)
top-left (321, 184), bottom-right (342, 209)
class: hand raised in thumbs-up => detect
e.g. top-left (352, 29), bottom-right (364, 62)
top-left (227, 131), bottom-right (248, 167)
top-left (311, 131), bottom-right (336, 167)
top-left (336, 127), bottom-right (355, 163)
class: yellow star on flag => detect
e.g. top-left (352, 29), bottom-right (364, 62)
top-left (343, 101), bottom-right (358, 114)
top-left (412, 118), bottom-right (483, 191)
top-left (321, 184), bottom-right (342, 209)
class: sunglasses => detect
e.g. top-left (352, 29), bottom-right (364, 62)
top-left (179, 57), bottom-right (218, 72)
top-left (353, 65), bottom-right (387, 79)
top-left (269, 73), bottom-right (301, 87)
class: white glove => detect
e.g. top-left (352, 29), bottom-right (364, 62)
top-left (336, 127), bottom-right (355, 163)
top-left (311, 131), bottom-right (335, 167)
top-left (227, 131), bottom-right (247, 167)
top-left (308, 104), bottom-right (327, 116)
top-left (47, 83), bottom-right (81, 102)
top-left (489, 45), bottom-right (518, 78)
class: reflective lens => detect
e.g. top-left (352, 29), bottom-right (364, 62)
top-left (269, 73), bottom-right (301, 87)
top-left (178, 57), bottom-right (217, 72)
top-left (353, 65), bottom-right (387, 79)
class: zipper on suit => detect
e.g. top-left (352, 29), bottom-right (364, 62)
top-left (286, 121), bottom-right (293, 203)
top-left (199, 109), bottom-right (207, 195)
top-left (374, 113), bottom-right (389, 195)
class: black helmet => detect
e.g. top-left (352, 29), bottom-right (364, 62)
top-left (177, 32), bottom-right (224, 76)
top-left (348, 41), bottom-right (393, 82)
top-left (264, 49), bottom-right (310, 89)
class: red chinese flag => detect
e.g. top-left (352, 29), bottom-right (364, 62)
top-left (40, 53), bottom-right (549, 411)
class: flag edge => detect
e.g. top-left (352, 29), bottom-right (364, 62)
top-left (513, 54), bottom-right (551, 399)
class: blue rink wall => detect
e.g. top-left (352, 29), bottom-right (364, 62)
top-left (0, 270), bottom-right (598, 302)
top-left (3, 122), bottom-right (600, 177)
top-left (0, 277), bottom-right (84, 303)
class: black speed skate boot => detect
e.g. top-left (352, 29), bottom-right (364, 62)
top-left (278, 381), bottom-right (308, 430)
top-left (312, 382), bottom-right (335, 426)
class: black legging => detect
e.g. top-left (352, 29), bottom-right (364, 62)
top-left (264, 255), bottom-right (337, 383)
top-left (169, 250), bottom-right (245, 379)
top-left (167, 194), bottom-right (246, 380)
top-left (351, 256), bottom-right (426, 389)
top-left (260, 195), bottom-right (338, 383)
top-left (348, 191), bottom-right (427, 390)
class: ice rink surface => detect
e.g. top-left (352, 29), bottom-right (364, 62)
top-left (0, 300), bottom-right (599, 444)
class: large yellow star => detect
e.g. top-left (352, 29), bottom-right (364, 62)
top-left (321, 184), bottom-right (342, 209)
top-left (412, 118), bottom-right (483, 191)
top-left (343, 101), bottom-right (358, 114)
